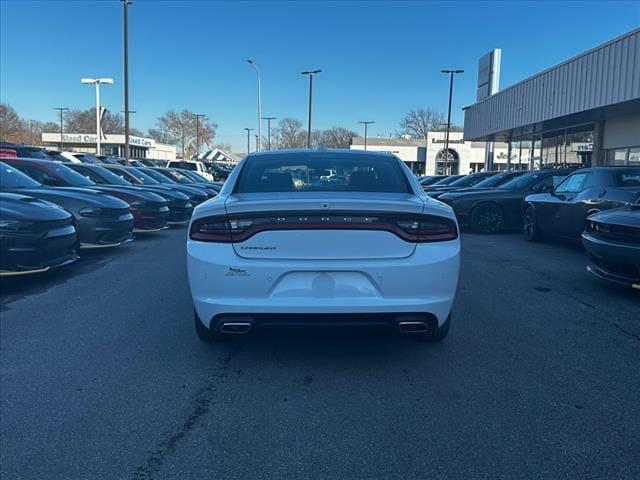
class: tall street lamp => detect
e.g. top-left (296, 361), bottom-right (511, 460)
top-left (301, 69), bottom-right (321, 148)
top-left (261, 116), bottom-right (277, 150)
top-left (194, 113), bottom-right (205, 159)
top-left (244, 128), bottom-right (253, 155)
top-left (81, 77), bottom-right (114, 155)
top-left (247, 60), bottom-right (262, 152)
top-left (441, 69), bottom-right (464, 174)
top-left (54, 107), bottom-right (69, 150)
top-left (122, 0), bottom-right (132, 165)
top-left (358, 121), bottom-right (375, 150)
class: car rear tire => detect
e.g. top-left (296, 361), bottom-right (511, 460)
top-left (194, 310), bottom-right (224, 343)
top-left (523, 205), bottom-right (543, 242)
top-left (470, 203), bottom-right (504, 233)
top-left (418, 314), bottom-right (451, 342)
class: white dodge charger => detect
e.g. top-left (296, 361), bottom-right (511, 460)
top-left (187, 149), bottom-right (460, 342)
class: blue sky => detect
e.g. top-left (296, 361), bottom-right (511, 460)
top-left (1, 0), bottom-right (638, 151)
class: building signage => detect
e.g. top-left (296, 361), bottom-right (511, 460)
top-left (477, 49), bottom-right (502, 101)
top-left (570, 142), bottom-right (593, 152)
top-left (42, 132), bottom-right (156, 147)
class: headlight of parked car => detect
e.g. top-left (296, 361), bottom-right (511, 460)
top-left (0, 219), bottom-right (35, 233)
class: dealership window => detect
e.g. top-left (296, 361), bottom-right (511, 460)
top-left (605, 146), bottom-right (640, 166)
top-left (509, 124), bottom-right (593, 171)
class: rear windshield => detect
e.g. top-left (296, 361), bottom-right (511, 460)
top-left (431, 175), bottom-right (462, 186)
top-left (234, 154), bottom-right (410, 193)
top-left (169, 162), bottom-right (197, 171)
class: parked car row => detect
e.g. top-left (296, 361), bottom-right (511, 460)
top-left (427, 167), bottom-right (640, 289)
top-left (1, 146), bottom-right (225, 277)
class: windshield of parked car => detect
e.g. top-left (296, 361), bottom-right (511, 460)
top-left (166, 169), bottom-right (195, 183)
top-left (0, 162), bottom-right (42, 188)
top-left (88, 165), bottom-right (132, 186)
top-left (474, 171), bottom-right (525, 188)
top-left (235, 154), bottom-right (410, 193)
top-left (431, 175), bottom-right (462, 186)
top-left (448, 173), bottom-right (494, 187)
top-left (182, 170), bottom-right (209, 183)
top-left (500, 171), bottom-right (550, 190)
top-left (124, 167), bottom-right (160, 184)
top-left (49, 163), bottom-right (96, 186)
top-left (141, 168), bottom-right (177, 184)
top-left (613, 168), bottom-right (640, 187)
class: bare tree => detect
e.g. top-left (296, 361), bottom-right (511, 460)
top-left (399, 108), bottom-right (446, 139)
top-left (149, 110), bottom-right (217, 158)
top-left (211, 142), bottom-right (232, 151)
top-left (317, 126), bottom-right (357, 148)
top-left (272, 118), bottom-right (306, 149)
top-left (0, 103), bottom-right (24, 142)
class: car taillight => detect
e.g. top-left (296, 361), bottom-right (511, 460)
top-left (190, 212), bottom-right (458, 243)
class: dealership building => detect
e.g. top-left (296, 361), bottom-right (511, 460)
top-left (351, 133), bottom-right (509, 175)
top-left (41, 133), bottom-right (177, 160)
top-left (463, 28), bottom-right (640, 169)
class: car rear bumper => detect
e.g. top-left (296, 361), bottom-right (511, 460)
top-left (582, 231), bottom-right (640, 288)
top-left (187, 241), bottom-right (460, 328)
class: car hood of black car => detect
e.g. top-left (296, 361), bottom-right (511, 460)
top-left (0, 192), bottom-right (72, 222)
top-left (439, 188), bottom-right (509, 201)
top-left (88, 185), bottom-right (167, 203)
top-left (587, 206), bottom-right (640, 228)
top-left (9, 187), bottom-right (130, 208)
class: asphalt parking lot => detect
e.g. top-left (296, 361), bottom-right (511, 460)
top-left (1, 229), bottom-right (638, 480)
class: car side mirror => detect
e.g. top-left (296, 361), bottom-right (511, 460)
top-left (541, 184), bottom-right (555, 194)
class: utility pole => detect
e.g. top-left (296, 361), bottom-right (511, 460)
top-left (54, 107), bottom-right (69, 150)
top-left (81, 77), bottom-right (113, 155)
top-left (262, 116), bottom-right (277, 150)
top-left (301, 69), bottom-right (321, 148)
top-left (247, 60), bottom-right (262, 151)
top-left (441, 69), bottom-right (463, 174)
top-left (358, 121), bottom-right (375, 150)
top-left (122, 0), bottom-right (132, 165)
top-left (244, 128), bottom-right (253, 155)
top-left (194, 113), bottom-right (205, 159)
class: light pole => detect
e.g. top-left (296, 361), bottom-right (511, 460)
top-left (122, 0), bottom-right (132, 165)
top-left (441, 69), bottom-right (464, 174)
top-left (244, 128), bottom-right (253, 155)
top-left (301, 69), bottom-right (321, 148)
top-left (81, 77), bottom-right (114, 155)
top-left (247, 60), bottom-right (262, 151)
top-left (54, 107), bottom-right (69, 150)
top-left (261, 116), bottom-right (277, 150)
top-left (358, 121), bottom-right (375, 150)
top-left (194, 113), bottom-right (205, 159)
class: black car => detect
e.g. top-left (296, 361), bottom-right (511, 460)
top-left (0, 142), bottom-right (52, 160)
top-left (424, 172), bottom-right (499, 199)
top-left (1, 192), bottom-right (78, 276)
top-left (447, 170), bottom-right (527, 194)
top-left (152, 167), bottom-right (219, 196)
top-left (582, 205), bottom-right (640, 288)
top-left (523, 167), bottom-right (640, 242)
top-left (5, 158), bottom-right (169, 233)
top-left (117, 166), bottom-right (210, 204)
top-left (1, 162), bottom-right (134, 249)
top-left (68, 163), bottom-right (194, 225)
top-left (175, 169), bottom-right (223, 193)
top-left (137, 167), bottom-right (215, 199)
top-left (439, 169), bottom-right (573, 233)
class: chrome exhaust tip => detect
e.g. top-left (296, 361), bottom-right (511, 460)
top-left (219, 322), bottom-right (252, 334)
top-left (397, 321), bottom-right (428, 333)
